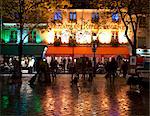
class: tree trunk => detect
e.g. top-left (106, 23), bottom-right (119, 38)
top-left (132, 47), bottom-right (136, 56)
top-left (18, 26), bottom-right (23, 78)
top-left (132, 31), bottom-right (137, 56)
top-left (19, 0), bottom-right (24, 78)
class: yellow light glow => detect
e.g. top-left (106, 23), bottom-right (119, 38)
top-left (98, 31), bottom-right (112, 43)
top-left (61, 29), bottom-right (70, 43)
top-left (118, 32), bottom-right (128, 43)
top-left (76, 30), bottom-right (91, 44)
top-left (86, 34), bottom-right (92, 43)
top-left (40, 30), bottom-right (55, 44)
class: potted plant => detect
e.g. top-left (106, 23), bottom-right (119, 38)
top-left (68, 37), bottom-right (77, 46)
top-left (111, 39), bottom-right (119, 47)
top-left (54, 37), bottom-right (61, 46)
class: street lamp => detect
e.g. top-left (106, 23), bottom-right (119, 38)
top-left (92, 33), bottom-right (97, 77)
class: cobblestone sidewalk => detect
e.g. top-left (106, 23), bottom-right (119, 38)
top-left (0, 74), bottom-right (149, 116)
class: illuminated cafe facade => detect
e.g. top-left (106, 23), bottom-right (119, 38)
top-left (0, 9), bottom-right (133, 63)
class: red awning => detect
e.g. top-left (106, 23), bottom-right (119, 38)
top-left (45, 46), bottom-right (129, 57)
top-left (45, 46), bottom-right (73, 57)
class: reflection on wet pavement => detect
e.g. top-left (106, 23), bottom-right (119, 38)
top-left (0, 74), bottom-right (149, 116)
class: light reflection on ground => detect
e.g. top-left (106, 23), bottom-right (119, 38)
top-left (0, 74), bottom-right (149, 116)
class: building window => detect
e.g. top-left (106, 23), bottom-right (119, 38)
top-left (139, 17), bottom-right (146, 28)
top-left (54, 11), bottom-right (62, 21)
top-left (112, 13), bottom-right (119, 22)
top-left (10, 30), bottom-right (17, 43)
top-left (69, 12), bottom-right (77, 21)
top-left (92, 12), bottom-right (99, 23)
top-left (111, 31), bottom-right (119, 43)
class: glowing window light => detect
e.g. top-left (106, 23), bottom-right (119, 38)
top-left (17, 30), bottom-right (28, 43)
top-left (2, 30), bottom-right (10, 43)
top-left (98, 32), bottom-right (111, 43)
top-left (118, 32), bottom-right (128, 43)
top-left (36, 31), bottom-right (42, 43)
top-left (85, 34), bottom-right (92, 43)
top-left (112, 13), bottom-right (119, 22)
top-left (40, 30), bottom-right (55, 44)
top-left (47, 30), bottom-right (55, 44)
top-left (76, 30), bottom-right (91, 44)
top-left (61, 29), bottom-right (69, 43)
top-left (93, 35), bottom-right (97, 41)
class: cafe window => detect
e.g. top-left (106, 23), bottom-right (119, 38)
top-left (112, 13), bottom-right (119, 22)
top-left (92, 12), bottom-right (99, 23)
top-left (111, 31), bottom-right (118, 42)
top-left (10, 30), bottom-right (17, 43)
top-left (69, 12), bottom-right (77, 21)
top-left (54, 11), bottom-right (62, 21)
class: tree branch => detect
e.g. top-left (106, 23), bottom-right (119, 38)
top-left (135, 14), bottom-right (139, 33)
top-left (22, 23), bottom-right (41, 41)
top-left (24, 1), bottom-right (48, 13)
top-left (129, 14), bottom-right (135, 33)
top-left (117, 4), bottom-right (134, 48)
top-left (125, 26), bottom-right (134, 48)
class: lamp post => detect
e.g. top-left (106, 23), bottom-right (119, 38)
top-left (92, 33), bottom-right (97, 77)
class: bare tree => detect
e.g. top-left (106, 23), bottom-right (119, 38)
top-left (90, 0), bottom-right (149, 55)
top-left (1, 0), bottom-right (72, 78)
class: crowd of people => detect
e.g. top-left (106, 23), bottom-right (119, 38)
top-left (31, 56), bottom-right (129, 84)
top-left (0, 56), bottom-right (129, 85)
top-left (104, 57), bottom-right (129, 83)
top-left (29, 57), bottom-right (95, 85)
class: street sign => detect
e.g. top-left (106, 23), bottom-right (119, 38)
top-left (129, 56), bottom-right (136, 74)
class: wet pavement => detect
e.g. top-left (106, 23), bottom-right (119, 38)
top-left (0, 74), bottom-right (149, 116)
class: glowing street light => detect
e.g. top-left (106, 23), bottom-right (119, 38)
top-left (92, 33), bottom-right (97, 77)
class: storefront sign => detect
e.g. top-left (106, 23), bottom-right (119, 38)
top-left (129, 56), bottom-right (136, 66)
top-left (129, 56), bottom-right (137, 74)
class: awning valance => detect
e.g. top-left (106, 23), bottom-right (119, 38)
top-left (1, 44), bottom-right (46, 56)
top-left (1, 44), bottom-right (19, 56)
top-left (45, 46), bottom-right (129, 57)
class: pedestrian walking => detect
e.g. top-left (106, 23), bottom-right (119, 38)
top-left (109, 57), bottom-right (118, 83)
top-left (63, 58), bottom-right (66, 73)
top-left (121, 60), bottom-right (128, 78)
top-left (50, 59), bottom-right (58, 81)
top-left (54, 60), bottom-right (58, 78)
top-left (70, 62), bottom-right (75, 81)
top-left (81, 58), bottom-right (86, 80)
top-left (88, 60), bottom-right (93, 82)
top-left (104, 61), bottom-right (111, 79)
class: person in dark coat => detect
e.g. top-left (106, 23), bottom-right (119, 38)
top-left (12, 58), bottom-right (20, 78)
top-left (121, 60), bottom-right (128, 78)
top-left (50, 59), bottom-right (58, 79)
top-left (88, 60), bottom-right (93, 81)
top-left (70, 62), bottom-right (75, 80)
top-left (54, 60), bottom-right (58, 77)
top-left (109, 57), bottom-right (118, 83)
top-left (38, 59), bottom-right (48, 83)
top-left (104, 61), bottom-right (111, 79)
top-left (63, 58), bottom-right (66, 73)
